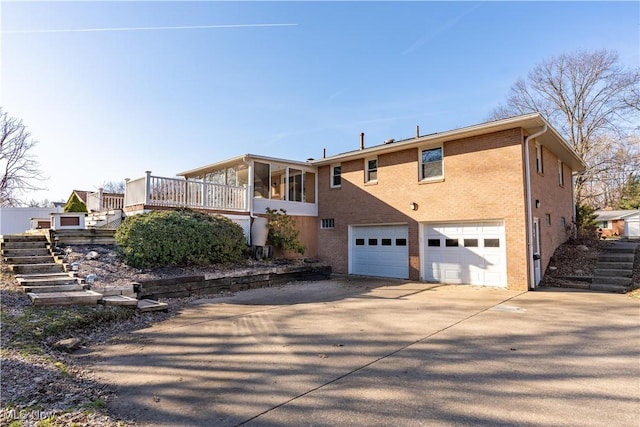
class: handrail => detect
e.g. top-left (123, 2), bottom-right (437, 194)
top-left (124, 173), bottom-right (248, 211)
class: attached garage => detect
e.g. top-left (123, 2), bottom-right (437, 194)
top-left (623, 212), bottom-right (640, 238)
top-left (422, 221), bottom-right (506, 287)
top-left (350, 224), bottom-right (409, 279)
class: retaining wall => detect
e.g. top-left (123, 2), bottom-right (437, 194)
top-left (135, 264), bottom-right (332, 299)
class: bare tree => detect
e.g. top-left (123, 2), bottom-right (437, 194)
top-left (0, 109), bottom-right (46, 206)
top-left (491, 49), bottom-right (640, 207)
top-left (98, 180), bottom-right (126, 194)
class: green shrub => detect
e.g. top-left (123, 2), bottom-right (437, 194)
top-left (63, 193), bottom-right (87, 212)
top-left (115, 209), bottom-right (247, 268)
top-left (265, 208), bottom-right (305, 255)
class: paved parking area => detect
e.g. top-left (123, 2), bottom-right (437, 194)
top-left (80, 278), bottom-right (640, 426)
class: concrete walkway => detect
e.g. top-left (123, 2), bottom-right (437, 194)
top-left (78, 279), bottom-right (640, 427)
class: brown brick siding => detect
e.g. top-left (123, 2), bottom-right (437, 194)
top-left (318, 128), bottom-right (531, 290)
top-left (528, 144), bottom-right (574, 277)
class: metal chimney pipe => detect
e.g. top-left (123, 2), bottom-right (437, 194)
top-left (416, 125), bottom-right (420, 138)
top-left (323, 148), bottom-right (326, 158)
top-left (360, 132), bottom-right (365, 150)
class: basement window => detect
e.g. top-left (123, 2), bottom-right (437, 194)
top-left (321, 218), bottom-right (335, 229)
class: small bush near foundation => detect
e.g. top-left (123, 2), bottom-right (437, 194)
top-left (115, 209), bottom-right (247, 268)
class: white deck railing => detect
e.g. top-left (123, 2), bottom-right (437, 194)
top-left (86, 190), bottom-right (124, 212)
top-left (124, 171), bottom-right (248, 212)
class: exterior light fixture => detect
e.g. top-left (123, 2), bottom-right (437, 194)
top-left (535, 200), bottom-right (541, 208)
top-left (410, 202), bottom-right (418, 211)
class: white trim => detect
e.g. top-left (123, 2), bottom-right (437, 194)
top-left (364, 156), bottom-right (378, 184)
top-left (330, 163), bottom-right (342, 188)
top-left (418, 145), bottom-right (444, 182)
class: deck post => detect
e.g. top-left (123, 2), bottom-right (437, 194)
top-left (145, 171), bottom-right (152, 206)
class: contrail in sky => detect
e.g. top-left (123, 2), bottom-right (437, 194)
top-left (2, 23), bottom-right (298, 34)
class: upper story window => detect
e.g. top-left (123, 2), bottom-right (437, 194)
top-left (331, 164), bottom-right (342, 188)
top-left (558, 160), bottom-right (564, 186)
top-left (535, 143), bottom-right (544, 174)
top-left (365, 157), bottom-right (378, 183)
top-left (420, 146), bottom-right (443, 181)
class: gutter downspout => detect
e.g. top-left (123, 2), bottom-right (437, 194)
top-left (524, 124), bottom-right (547, 290)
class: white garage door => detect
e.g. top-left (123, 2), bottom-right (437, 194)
top-left (624, 217), bottom-right (640, 237)
top-left (350, 225), bottom-right (409, 279)
top-left (424, 221), bottom-right (506, 287)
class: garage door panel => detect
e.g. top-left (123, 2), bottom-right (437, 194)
top-left (424, 221), bottom-right (506, 287)
top-left (351, 225), bottom-right (409, 279)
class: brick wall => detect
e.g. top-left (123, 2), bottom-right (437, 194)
top-left (528, 143), bottom-right (575, 277)
top-left (318, 128), bottom-right (531, 290)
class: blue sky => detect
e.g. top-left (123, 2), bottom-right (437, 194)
top-left (1, 1), bottom-right (638, 203)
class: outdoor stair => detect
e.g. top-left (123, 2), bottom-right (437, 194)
top-left (591, 242), bottom-right (638, 293)
top-left (2, 234), bottom-right (168, 310)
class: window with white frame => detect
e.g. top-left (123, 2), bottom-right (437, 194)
top-left (420, 146), bottom-right (443, 181)
top-left (558, 160), bottom-right (564, 186)
top-left (320, 218), bottom-right (335, 229)
top-left (365, 157), bottom-right (378, 183)
top-left (535, 143), bottom-right (544, 174)
top-left (331, 164), bottom-right (342, 188)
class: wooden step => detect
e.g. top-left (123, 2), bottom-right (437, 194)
top-left (17, 276), bottom-right (80, 287)
top-left (23, 284), bottom-right (85, 293)
top-left (137, 299), bottom-right (169, 312)
top-left (27, 290), bottom-right (103, 306)
top-left (1, 241), bottom-right (48, 250)
top-left (1, 235), bottom-right (48, 243)
top-left (101, 295), bottom-right (139, 307)
top-left (10, 263), bottom-right (66, 274)
top-left (4, 255), bottom-right (55, 264)
top-left (1, 247), bottom-right (51, 257)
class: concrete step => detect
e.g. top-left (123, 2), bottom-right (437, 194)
top-left (4, 255), bottom-right (55, 264)
top-left (589, 283), bottom-right (629, 294)
top-left (9, 263), bottom-right (66, 274)
top-left (597, 254), bottom-right (635, 263)
top-left (595, 261), bottom-right (634, 270)
top-left (1, 247), bottom-right (51, 257)
top-left (591, 276), bottom-right (632, 287)
top-left (604, 246), bottom-right (637, 254)
top-left (593, 269), bottom-right (632, 278)
top-left (27, 290), bottom-right (103, 306)
top-left (23, 284), bottom-right (85, 293)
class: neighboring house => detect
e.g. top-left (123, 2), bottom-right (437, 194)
top-left (122, 113), bottom-right (584, 291)
top-left (0, 206), bottom-right (63, 235)
top-left (310, 113), bottom-right (584, 291)
top-left (595, 209), bottom-right (640, 238)
top-left (66, 189), bottom-right (125, 212)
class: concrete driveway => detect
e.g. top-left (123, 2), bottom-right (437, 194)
top-left (80, 278), bottom-right (640, 426)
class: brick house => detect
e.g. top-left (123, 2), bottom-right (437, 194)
top-left (595, 209), bottom-right (640, 238)
top-left (310, 113), bottom-right (584, 291)
top-left (122, 113), bottom-right (584, 291)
